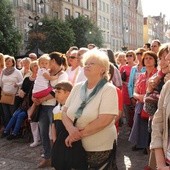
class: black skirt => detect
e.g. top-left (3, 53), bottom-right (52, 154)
top-left (51, 120), bottom-right (87, 170)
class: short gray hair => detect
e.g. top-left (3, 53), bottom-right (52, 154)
top-left (83, 49), bottom-right (110, 80)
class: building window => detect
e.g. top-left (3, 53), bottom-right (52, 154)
top-left (53, 11), bottom-right (59, 18)
top-left (23, 0), bottom-right (31, 10)
top-left (65, 8), bottom-right (70, 18)
top-left (65, 0), bottom-right (70, 2)
top-left (106, 4), bottom-right (109, 13)
top-left (99, 0), bottom-right (101, 10)
top-left (102, 2), bottom-right (105, 12)
top-left (74, 0), bottom-right (80, 6)
top-left (83, 0), bottom-right (89, 9)
top-left (99, 15), bottom-right (102, 27)
top-left (38, 5), bottom-right (45, 14)
top-left (107, 19), bottom-right (109, 29)
top-left (75, 12), bottom-right (80, 18)
top-left (12, 0), bottom-right (18, 6)
top-left (103, 17), bottom-right (106, 29)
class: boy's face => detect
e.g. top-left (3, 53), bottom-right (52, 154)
top-left (55, 88), bottom-right (70, 104)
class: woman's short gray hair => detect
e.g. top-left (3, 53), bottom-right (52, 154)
top-left (83, 49), bottom-right (110, 80)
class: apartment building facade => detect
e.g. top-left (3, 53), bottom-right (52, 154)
top-left (143, 14), bottom-right (165, 45)
top-left (10, 0), bottom-right (146, 55)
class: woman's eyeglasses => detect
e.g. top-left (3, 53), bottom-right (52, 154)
top-left (126, 55), bottom-right (133, 57)
top-left (84, 62), bottom-right (96, 66)
top-left (136, 53), bottom-right (142, 55)
top-left (69, 56), bottom-right (76, 59)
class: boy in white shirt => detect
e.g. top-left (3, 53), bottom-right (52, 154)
top-left (51, 81), bottom-right (73, 143)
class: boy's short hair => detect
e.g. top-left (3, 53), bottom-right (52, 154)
top-left (55, 81), bottom-right (73, 92)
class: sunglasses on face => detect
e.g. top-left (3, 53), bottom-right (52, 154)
top-left (69, 56), bottom-right (76, 59)
top-left (136, 53), bottom-right (142, 55)
top-left (126, 55), bottom-right (133, 57)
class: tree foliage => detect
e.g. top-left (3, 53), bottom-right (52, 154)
top-left (0, 0), bottom-right (22, 56)
top-left (27, 17), bottom-right (75, 53)
top-left (27, 16), bottom-right (103, 53)
top-left (66, 16), bottom-right (103, 48)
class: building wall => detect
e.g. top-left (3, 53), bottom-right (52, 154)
top-left (143, 18), bottom-right (149, 44)
top-left (136, 0), bottom-right (144, 48)
top-left (110, 0), bottom-right (123, 52)
top-left (143, 15), bottom-right (165, 44)
top-left (11, 0), bottom-right (167, 55)
top-left (97, 0), bottom-right (111, 48)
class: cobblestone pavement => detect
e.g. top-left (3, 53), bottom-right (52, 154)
top-left (117, 125), bottom-right (149, 170)
top-left (0, 125), bottom-right (149, 170)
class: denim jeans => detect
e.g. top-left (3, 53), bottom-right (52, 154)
top-left (4, 108), bottom-right (27, 135)
top-left (2, 104), bottom-right (14, 127)
top-left (38, 105), bottom-right (54, 159)
top-left (0, 103), bottom-right (5, 127)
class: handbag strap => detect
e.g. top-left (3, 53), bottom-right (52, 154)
top-left (73, 118), bottom-right (78, 126)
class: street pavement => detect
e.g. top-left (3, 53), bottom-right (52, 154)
top-left (0, 124), bottom-right (149, 170)
top-left (117, 125), bottom-right (149, 170)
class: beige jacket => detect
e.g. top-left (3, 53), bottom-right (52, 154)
top-left (150, 80), bottom-right (170, 157)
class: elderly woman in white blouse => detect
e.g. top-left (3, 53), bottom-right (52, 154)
top-left (62, 49), bottom-right (118, 169)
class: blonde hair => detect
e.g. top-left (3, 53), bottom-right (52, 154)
top-left (116, 52), bottom-right (126, 64)
top-left (38, 54), bottom-right (50, 66)
top-left (0, 53), bottom-right (5, 69)
top-left (30, 60), bottom-right (38, 71)
top-left (83, 49), bottom-right (110, 80)
top-left (21, 57), bottom-right (31, 65)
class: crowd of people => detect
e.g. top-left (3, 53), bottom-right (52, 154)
top-left (0, 40), bottom-right (170, 170)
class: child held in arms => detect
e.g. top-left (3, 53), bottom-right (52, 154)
top-left (28, 54), bottom-right (58, 120)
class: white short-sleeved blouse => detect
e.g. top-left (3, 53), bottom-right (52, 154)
top-left (64, 81), bottom-right (118, 151)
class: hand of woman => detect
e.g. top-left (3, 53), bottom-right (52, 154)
top-left (18, 89), bottom-right (25, 98)
top-left (14, 83), bottom-right (19, 88)
top-left (39, 96), bottom-right (47, 104)
top-left (138, 94), bottom-right (144, 102)
top-left (147, 79), bottom-right (156, 93)
top-left (67, 126), bottom-right (82, 142)
top-left (65, 133), bottom-right (81, 147)
top-left (65, 136), bottom-right (74, 147)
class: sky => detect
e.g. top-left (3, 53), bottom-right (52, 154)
top-left (141, 0), bottom-right (170, 22)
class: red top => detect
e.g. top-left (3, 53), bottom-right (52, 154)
top-left (120, 65), bottom-right (134, 105)
top-left (135, 68), bottom-right (158, 95)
